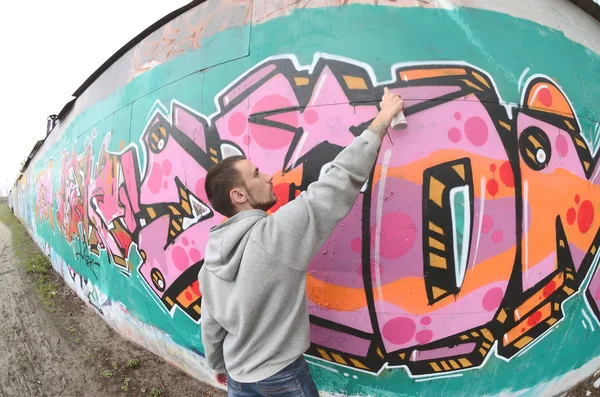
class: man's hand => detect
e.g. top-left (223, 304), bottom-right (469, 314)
top-left (216, 373), bottom-right (227, 386)
top-left (368, 87), bottom-right (404, 140)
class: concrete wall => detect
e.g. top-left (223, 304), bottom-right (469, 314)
top-left (9, 1), bottom-right (600, 395)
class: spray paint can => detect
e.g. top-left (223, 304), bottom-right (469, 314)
top-left (391, 110), bottom-right (408, 131)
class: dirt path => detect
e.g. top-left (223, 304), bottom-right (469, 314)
top-left (0, 220), bottom-right (99, 396)
top-left (0, 212), bottom-right (225, 397)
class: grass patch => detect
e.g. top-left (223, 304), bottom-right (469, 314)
top-left (149, 387), bottom-right (163, 397)
top-left (126, 358), bottom-right (140, 369)
top-left (121, 377), bottom-right (131, 392)
top-left (0, 206), bottom-right (47, 264)
top-left (0, 205), bottom-right (58, 306)
top-left (82, 352), bottom-right (93, 362)
top-left (100, 369), bottom-right (114, 378)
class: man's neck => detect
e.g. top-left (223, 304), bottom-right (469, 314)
top-left (232, 204), bottom-right (255, 215)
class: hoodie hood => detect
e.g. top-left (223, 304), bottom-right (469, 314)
top-left (203, 209), bottom-right (267, 281)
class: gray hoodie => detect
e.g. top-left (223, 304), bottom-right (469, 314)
top-left (199, 129), bottom-right (382, 383)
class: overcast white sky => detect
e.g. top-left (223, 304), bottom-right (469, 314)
top-left (0, 0), bottom-right (190, 195)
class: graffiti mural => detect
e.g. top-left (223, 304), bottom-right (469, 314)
top-left (37, 54), bottom-right (600, 379)
top-left (55, 137), bottom-right (94, 243)
top-left (135, 103), bottom-right (218, 321)
top-left (35, 159), bottom-right (54, 230)
top-left (206, 55), bottom-right (600, 376)
top-left (87, 132), bottom-right (140, 273)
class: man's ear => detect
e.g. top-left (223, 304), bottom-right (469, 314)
top-left (230, 188), bottom-right (247, 205)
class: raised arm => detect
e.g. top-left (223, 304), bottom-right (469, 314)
top-left (261, 88), bottom-right (404, 270)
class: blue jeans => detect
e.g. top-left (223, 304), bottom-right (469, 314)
top-left (226, 356), bottom-right (320, 397)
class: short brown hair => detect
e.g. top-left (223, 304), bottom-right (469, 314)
top-left (205, 155), bottom-right (246, 217)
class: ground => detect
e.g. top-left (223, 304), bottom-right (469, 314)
top-left (0, 205), bottom-right (225, 397)
top-left (565, 373), bottom-right (600, 397)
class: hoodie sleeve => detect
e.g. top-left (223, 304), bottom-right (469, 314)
top-left (262, 129), bottom-right (382, 271)
top-left (200, 296), bottom-right (227, 373)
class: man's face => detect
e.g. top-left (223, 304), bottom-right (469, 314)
top-left (234, 159), bottom-right (277, 212)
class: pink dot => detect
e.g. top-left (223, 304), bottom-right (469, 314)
top-left (482, 287), bottom-right (503, 311)
top-left (486, 179), bottom-right (499, 197)
top-left (465, 116), bottom-right (489, 146)
top-left (373, 212), bottom-right (417, 259)
top-left (578, 200), bottom-right (594, 233)
top-left (243, 135), bottom-right (251, 146)
top-left (500, 161), bottom-right (515, 187)
top-left (182, 237), bottom-right (189, 246)
top-left (556, 135), bottom-right (569, 157)
top-left (351, 238), bottom-right (362, 253)
top-left (228, 112), bottom-right (247, 136)
top-left (420, 316), bottom-right (432, 326)
top-left (304, 109), bottom-right (319, 124)
top-left (567, 207), bottom-right (576, 225)
top-left (575, 194), bottom-right (580, 205)
top-left (171, 246), bottom-right (189, 271)
top-left (163, 181), bottom-right (168, 189)
top-left (454, 112), bottom-right (462, 121)
top-left (249, 95), bottom-right (295, 150)
top-left (415, 330), bottom-right (433, 344)
top-left (148, 162), bottom-right (163, 194)
top-left (195, 178), bottom-right (209, 204)
top-left (189, 248), bottom-right (202, 263)
top-left (162, 160), bottom-right (172, 176)
top-left (383, 317), bottom-right (416, 345)
top-left (192, 240), bottom-right (195, 245)
top-left (490, 164), bottom-right (496, 173)
top-left (492, 230), bottom-right (503, 243)
top-left (448, 127), bottom-right (461, 142)
top-left (481, 215), bottom-right (494, 233)
top-left (538, 88), bottom-right (553, 107)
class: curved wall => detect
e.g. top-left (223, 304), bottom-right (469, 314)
top-left (10, 1), bottom-right (600, 395)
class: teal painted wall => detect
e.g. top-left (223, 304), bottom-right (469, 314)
top-left (10, 3), bottom-right (600, 396)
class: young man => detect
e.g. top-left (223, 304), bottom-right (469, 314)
top-left (200, 88), bottom-right (404, 396)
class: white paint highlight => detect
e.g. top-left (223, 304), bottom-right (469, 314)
top-left (524, 180), bottom-right (529, 284)
top-left (536, 148), bottom-right (546, 163)
top-left (518, 67), bottom-right (531, 92)
top-left (291, 132), bottom-right (308, 169)
top-left (471, 177), bottom-right (486, 273)
top-left (449, 185), bottom-right (470, 288)
top-left (582, 309), bottom-right (595, 332)
top-left (313, 72), bottom-right (328, 103)
top-left (415, 373), bottom-right (463, 382)
top-left (374, 150), bottom-right (392, 306)
top-left (529, 84), bottom-right (549, 107)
